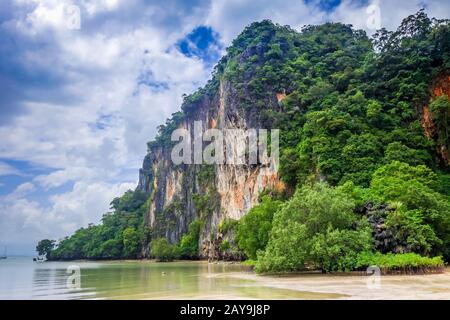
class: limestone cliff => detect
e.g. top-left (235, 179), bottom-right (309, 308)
top-left (137, 79), bottom-right (284, 259)
top-left (421, 73), bottom-right (450, 165)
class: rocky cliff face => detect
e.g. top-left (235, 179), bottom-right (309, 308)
top-left (421, 73), bottom-right (450, 165)
top-left (137, 79), bottom-right (284, 259)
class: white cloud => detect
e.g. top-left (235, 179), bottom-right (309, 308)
top-left (206, 0), bottom-right (325, 43)
top-left (13, 182), bottom-right (36, 197)
top-left (82, 0), bottom-right (120, 16)
top-left (330, 0), bottom-right (450, 34)
top-left (34, 167), bottom-right (95, 189)
top-left (47, 180), bottom-right (136, 232)
top-left (0, 180), bottom-right (135, 251)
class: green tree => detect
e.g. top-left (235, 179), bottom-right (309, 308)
top-left (386, 205), bottom-right (440, 255)
top-left (256, 183), bottom-right (371, 273)
top-left (236, 196), bottom-right (283, 260)
top-left (383, 142), bottom-right (430, 166)
top-left (430, 95), bottom-right (450, 147)
top-left (309, 227), bottom-right (373, 272)
top-left (123, 227), bottom-right (141, 258)
top-left (151, 238), bottom-right (176, 262)
top-left (256, 222), bottom-right (309, 273)
top-left (36, 239), bottom-right (55, 257)
top-left (282, 183), bottom-right (356, 235)
top-left (178, 220), bottom-right (202, 259)
top-left (370, 161), bottom-right (450, 259)
top-left (98, 238), bottom-right (122, 259)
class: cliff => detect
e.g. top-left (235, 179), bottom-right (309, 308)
top-left (421, 73), bottom-right (450, 165)
top-left (137, 78), bottom-right (284, 259)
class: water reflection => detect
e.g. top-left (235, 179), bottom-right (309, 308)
top-left (1, 257), bottom-right (341, 299)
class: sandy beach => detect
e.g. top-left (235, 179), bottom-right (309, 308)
top-left (220, 267), bottom-right (450, 300)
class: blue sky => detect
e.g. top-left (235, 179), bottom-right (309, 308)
top-left (306, 0), bottom-right (342, 11)
top-left (177, 26), bottom-right (222, 65)
top-left (0, 0), bottom-right (449, 255)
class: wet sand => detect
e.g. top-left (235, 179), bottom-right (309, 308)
top-left (222, 267), bottom-right (450, 300)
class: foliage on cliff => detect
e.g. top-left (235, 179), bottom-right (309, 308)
top-left (228, 11), bottom-right (449, 272)
top-left (255, 161), bottom-right (450, 273)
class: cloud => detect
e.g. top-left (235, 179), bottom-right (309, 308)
top-left (34, 167), bottom-right (95, 189)
top-left (12, 182), bottom-right (35, 197)
top-left (330, 0), bottom-right (450, 34)
top-left (205, 0), bottom-right (326, 43)
top-left (0, 180), bottom-right (134, 253)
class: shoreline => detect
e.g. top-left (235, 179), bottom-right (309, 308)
top-left (45, 258), bottom-right (447, 276)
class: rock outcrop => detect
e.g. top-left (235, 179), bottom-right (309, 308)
top-left (137, 79), bottom-right (284, 259)
top-left (421, 73), bottom-right (450, 165)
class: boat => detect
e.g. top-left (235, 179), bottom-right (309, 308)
top-left (33, 255), bottom-right (46, 262)
top-left (0, 246), bottom-right (6, 260)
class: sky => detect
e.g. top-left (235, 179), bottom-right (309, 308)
top-left (0, 0), bottom-right (449, 255)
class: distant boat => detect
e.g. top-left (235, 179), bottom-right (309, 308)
top-left (0, 246), bottom-right (6, 260)
top-left (33, 255), bottom-right (46, 262)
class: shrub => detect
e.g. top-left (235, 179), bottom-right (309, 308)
top-left (177, 220), bottom-right (202, 259)
top-left (236, 196), bottom-right (283, 260)
top-left (255, 183), bottom-right (368, 273)
top-left (356, 252), bottom-right (445, 273)
top-left (220, 240), bottom-right (231, 252)
top-left (385, 205), bottom-right (440, 255)
top-left (241, 260), bottom-right (257, 267)
top-left (218, 218), bottom-right (239, 234)
top-left (122, 227), bottom-right (141, 258)
top-left (150, 238), bottom-right (176, 262)
top-left (270, 183), bottom-right (357, 236)
top-left (370, 161), bottom-right (450, 260)
top-left (256, 222), bottom-right (309, 273)
top-left (309, 227), bottom-right (373, 272)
